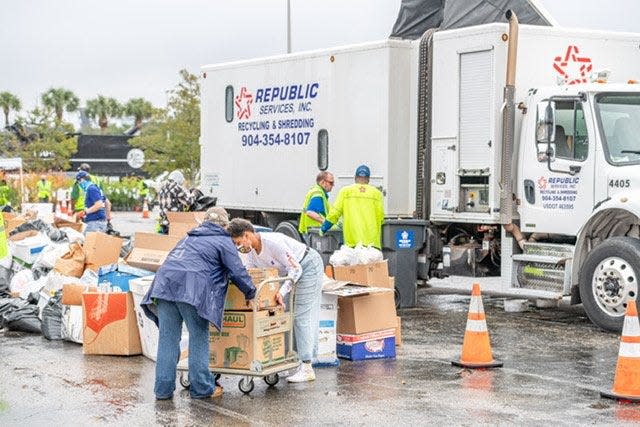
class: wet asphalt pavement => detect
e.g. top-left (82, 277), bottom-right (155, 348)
top-left (2, 213), bottom-right (640, 425)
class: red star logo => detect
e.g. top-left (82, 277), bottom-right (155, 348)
top-left (235, 87), bottom-right (253, 120)
top-left (553, 45), bottom-right (592, 85)
top-left (537, 176), bottom-right (547, 190)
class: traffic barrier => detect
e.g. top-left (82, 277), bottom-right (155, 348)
top-left (452, 283), bottom-right (503, 369)
top-left (142, 200), bottom-right (150, 219)
top-left (601, 300), bottom-right (640, 402)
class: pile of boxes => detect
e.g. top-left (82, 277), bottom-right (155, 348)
top-left (209, 268), bottom-right (289, 370)
top-left (326, 260), bottom-right (401, 361)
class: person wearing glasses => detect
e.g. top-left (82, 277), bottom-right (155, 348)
top-left (298, 171), bottom-right (335, 241)
top-left (227, 218), bottom-right (324, 383)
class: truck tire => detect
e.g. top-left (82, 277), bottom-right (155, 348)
top-left (275, 221), bottom-right (302, 242)
top-left (579, 236), bottom-right (640, 332)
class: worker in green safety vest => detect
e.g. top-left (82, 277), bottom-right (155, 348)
top-left (320, 165), bottom-right (384, 249)
top-left (298, 171), bottom-right (334, 237)
top-left (138, 177), bottom-right (149, 204)
top-left (71, 163), bottom-right (102, 213)
top-left (0, 179), bottom-right (11, 207)
top-left (37, 174), bottom-right (52, 203)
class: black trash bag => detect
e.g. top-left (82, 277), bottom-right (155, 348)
top-left (9, 219), bottom-right (66, 242)
top-left (2, 305), bottom-right (41, 334)
top-left (0, 298), bottom-right (27, 317)
top-left (106, 221), bottom-right (121, 237)
top-left (41, 293), bottom-right (63, 340)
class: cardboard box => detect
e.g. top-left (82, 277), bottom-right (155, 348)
top-left (130, 276), bottom-right (189, 368)
top-left (224, 267), bottom-right (280, 311)
top-left (53, 218), bottom-right (84, 233)
top-left (83, 232), bottom-right (123, 272)
top-left (209, 309), bottom-right (289, 370)
top-left (9, 231), bottom-right (48, 265)
top-left (21, 203), bottom-right (54, 223)
top-left (396, 316), bottom-right (402, 347)
top-left (332, 260), bottom-right (390, 287)
top-left (82, 291), bottom-right (142, 356)
top-left (3, 212), bottom-right (25, 236)
top-left (125, 232), bottom-right (180, 272)
top-left (331, 287), bottom-right (396, 335)
top-left (167, 212), bottom-right (206, 238)
top-left (337, 329), bottom-right (396, 361)
top-left (62, 284), bottom-right (98, 306)
top-left (316, 293), bottom-right (338, 366)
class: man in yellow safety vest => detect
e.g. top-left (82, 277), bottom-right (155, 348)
top-left (298, 171), bottom-right (334, 239)
top-left (37, 174), bottom-right (52, 203)
top-left (320, 165), bottom-right (384, 249)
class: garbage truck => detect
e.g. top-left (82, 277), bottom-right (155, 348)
top-left (199, 11), bottom-right (640, 331)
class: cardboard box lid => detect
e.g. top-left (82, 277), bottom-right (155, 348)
top-left (322, 279), bottom-right (393, 297)
top-left (84, 232), bottom-right (123, 268)
top-left (166, 212), bottom-right (206, 224)
top-left (133, 232), bottom-right (181, 251)
top-left (8, 229), bottom-right (39, 242)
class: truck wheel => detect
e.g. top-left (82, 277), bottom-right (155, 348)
top-left (579, 236), bottom-right (640, 332)
top-left (275, 221), bottom-right (302, 242)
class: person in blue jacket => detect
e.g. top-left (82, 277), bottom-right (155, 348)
top-left (142, 207), bottom-right (256, 401)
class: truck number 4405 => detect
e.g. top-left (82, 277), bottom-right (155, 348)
top-left (609, 179), bottom-right (631, 188)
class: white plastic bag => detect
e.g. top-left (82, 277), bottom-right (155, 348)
top-left (44, 271), bottom-right (84, 294)
top-left (60, 227), bottom-right (85, 244)
top-left (329, 245), bottom-right (358, 266)
top-left (33, 242), bottom-right (71, 270)
top-left (9, 269), bottom-right (34, 294)
top-left (61, 305), bottom-right (84, 344)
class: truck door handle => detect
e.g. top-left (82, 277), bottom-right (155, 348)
top-left (569, 165), bottom-right (581, 175)
top-left (524, 179), bottom-right (535, 204)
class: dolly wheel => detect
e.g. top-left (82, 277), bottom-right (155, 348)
top-left (238, 377), bottom-right (255, 394)
top-left (179, 372), bottom-right (190, 389)
top-left (264, 373), bottom-right (279, 387)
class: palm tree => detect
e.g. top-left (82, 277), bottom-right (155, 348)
top-left (85, 95), bottom-right (122, 133)
top-left (41, 87), bottom-right (79, 122)
top-left (124, 98), bottom-right (154, 130)
top-left (0, 92), bottom-right (22, 127)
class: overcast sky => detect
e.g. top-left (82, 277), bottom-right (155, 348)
top-left (1, 0), bottom-right (639, 125)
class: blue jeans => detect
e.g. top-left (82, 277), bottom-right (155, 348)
top-left (84, 220), bottom-right (107, 233)
top-left (294, 249), bottom-right (324, 361)
top-left (155, 299), bottom-right (214, 399)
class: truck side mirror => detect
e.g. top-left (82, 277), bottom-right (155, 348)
top-left (536, 100), bottom-right (556, 143)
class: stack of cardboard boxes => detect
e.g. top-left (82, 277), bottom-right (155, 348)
top-left (209, 268), bottom-right (290, 371)
top-left (327, 260), bottom-right (400, 361)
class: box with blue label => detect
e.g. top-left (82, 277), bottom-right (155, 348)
top-left (315, 293), bottom-right (338, 366)
top-left (9, 230), bottom-right (49, 265)
top-left (98, 271), bottom-right (138, 292)
top-left (336, 329), bottom-right (396, 361)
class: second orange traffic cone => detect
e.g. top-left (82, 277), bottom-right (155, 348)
top-left (601, 300), bottom-right (640, 402)
top-left (452, 283), bottom-right (503, 369)
top-left (142, 200), bottom-right (150, 219)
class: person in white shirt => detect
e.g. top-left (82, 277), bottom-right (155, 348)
top-left (227, 218), bottom-right (323, 383)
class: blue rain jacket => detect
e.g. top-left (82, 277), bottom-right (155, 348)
top-left (141, 222), bottom-right (256, 331)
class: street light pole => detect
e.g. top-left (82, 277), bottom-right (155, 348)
top-left (286, 0), bottom-right (291, 53)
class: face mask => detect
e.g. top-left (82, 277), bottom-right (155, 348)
top-left (79, 180), bottom-right (90, 191)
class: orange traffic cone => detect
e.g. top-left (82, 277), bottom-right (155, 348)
top-left (601, 300), bottom-right (640, 402)
top-left (142, 200), bottom-right (150, 219)
top-left (452, 283), bottom-right (503, 369)
top-left (60, 200), bottom-right (67, 214)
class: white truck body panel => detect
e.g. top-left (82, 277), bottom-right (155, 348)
top-left (200, 40), bottom-right (419, 217)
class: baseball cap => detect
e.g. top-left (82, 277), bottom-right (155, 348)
top-left (78, 163), bottom-right (91, 172)
top-left (204, 207), bottom-right (230, 227)
top-left (355, 165), bottom-right (370, 177)
top-left (76, 170), bottom-right (90, 181)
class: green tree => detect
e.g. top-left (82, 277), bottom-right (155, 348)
top-left (41, 87), bottom-right (80, 123)
top-left (124, 98), bottom-right (155, 130)
top-left (131, 69), bottom-right (200, 181)
top-left (0, 92), bottom-right (22, 127)
top-left (85, 95), bottom-right (122, 133)
top-left (14, 107), bottom-right (77, 172)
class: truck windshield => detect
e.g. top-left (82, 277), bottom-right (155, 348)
top-left (596, 93), bottom-right (640, 165)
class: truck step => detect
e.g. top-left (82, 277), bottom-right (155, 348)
top-left (512, 253), bottom-right (569, 265)
top-left (522, 242), bottom-right (574, 259)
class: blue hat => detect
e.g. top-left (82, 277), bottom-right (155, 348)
top-left (76, 170), bottom-right (89, 181)
top-left (355, 165), bottom-right (370, 177)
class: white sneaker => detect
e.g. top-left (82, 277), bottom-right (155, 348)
top-left (286, 362), bottom-right (316, 383)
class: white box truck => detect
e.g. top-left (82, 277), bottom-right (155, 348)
top-left (200, 11), bottom-right (640, 331)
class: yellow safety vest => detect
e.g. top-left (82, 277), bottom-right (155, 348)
top-left (37, 180), bottom-right (52, 199)
top-left (0, 214), bottom-right (8, 259)
top-left (298, 184), bottom-right (330, 234)
top-left (325, 183), bottom-right (384, 248)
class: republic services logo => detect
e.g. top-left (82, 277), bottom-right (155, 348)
top-left (235, 87), bottom-right (253, 120)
